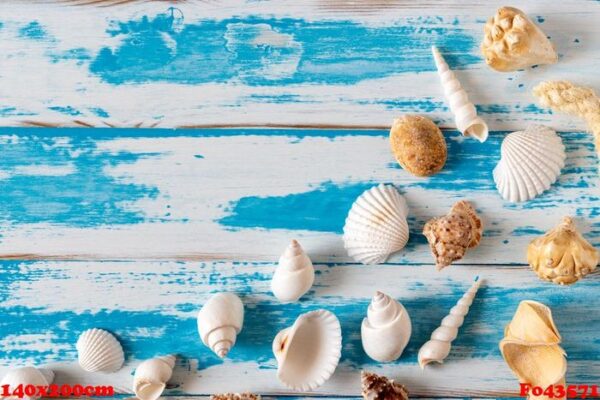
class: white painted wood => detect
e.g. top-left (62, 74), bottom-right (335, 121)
top-left (1, 261), bottom-right (597, 397)
top-left (0, 132), bottom-right (596, 262)
top-left (0, 1), bottom-right (598, 129)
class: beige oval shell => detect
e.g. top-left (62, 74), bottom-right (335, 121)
top-left (390, 115), bottom-right (447, 177)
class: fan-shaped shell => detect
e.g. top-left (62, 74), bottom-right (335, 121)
top-left (361, 292), bottom-right (411, 362)
top-left (343, 184), bottom-right (409, 265)
top-left (76, 328), bottom-right (124, 373)
top-left (272, 309), bottom-right (342, 392)
top-left (0, 367), bottom-right (54, 400)
top-left (271, 240), bottom-right (315, 303)
top-left (197, 293), bottom-right (244, 358)
top-left (493, 126), bottom-right (565, 203)
top-left (133, 355), bottom-right (176, 400)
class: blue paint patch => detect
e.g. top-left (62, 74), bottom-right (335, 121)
top-left (18, 21), bottom-right (50, 41)
top-left (48, 106), bottom-right (83, 117)
top-left (89, 107), bottom-right (110, 118)
top-left (48, 48), bottom-right (91, 65)
top-left (0, 136), bottom-right (159, 227)
top-left (0, 107), bottom-right (35, 117)
top-left (512, 226), bottom-right (545, 236)
top-left (243, 94), bottom-right (317, 104)
top-left (219, 182), bottom-right (373, 233)
top-left (193, 154), bottom-right (204, 159)
top-left (89, 11), bottom-right (479, 86)
top-left (359, 98), bottom-right (445, 113)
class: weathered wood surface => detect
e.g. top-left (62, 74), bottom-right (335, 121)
top-left (0, 1), bottom-right (599, 130)
top-left (1, 0), bottom-right (599, 398)
top-left (0, 128), bottom-right (597, 262)
top-left (1, 261), bottom-right (598, 397)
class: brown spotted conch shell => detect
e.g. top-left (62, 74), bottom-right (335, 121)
top-left (361, 371), bottom-right (409, 400)
top-left (499, 301), bottom-right (567, 400)
top-left (482, 7), bottom-right (557, 72)
top-left (423, 201), bottom-right (483, 270)
top-left (528, 217), bottom-right (599, 285)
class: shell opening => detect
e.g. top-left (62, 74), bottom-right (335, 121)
top-left (135, 380), bottom-right (167, 400)
top-left (466, 122), bottom-right (489, 142)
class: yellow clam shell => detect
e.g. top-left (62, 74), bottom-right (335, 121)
top-left (499, 301), bottom-right (567, 400)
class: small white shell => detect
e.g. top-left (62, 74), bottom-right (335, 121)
top-left (0, 367), bottom-right (54, 400)
top-left (197, 293), bottom-right (244, 358)
top-left (361, 291), bottom-right (412, 362)
top-left (133, 355), bottom-right (176, 400)
top-left (493, 125), bottom-right (565, 202)
top-left (343, 184), bottom-right (409, 265)
top-left (273, 309), bottom-right (342, 392)
top-left (76, 328), bottom-right (124, 373)
top-left (271, 240), bottom-right (315, 303)
top-left (432, 46), bottom-right (489, 142)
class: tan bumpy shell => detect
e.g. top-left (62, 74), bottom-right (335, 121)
top-left (423, 201), bottom-right (483, 270)
top-left (482, 7), bottom-right (557, 72)
top-left (389, 115), bottom-right (447, 177)
top-left (528, 217), bottom-right (599, 285)
top-left (361, 371), bottom-right (409, 400)
top-left (500, 301), bottom-right (567, 400)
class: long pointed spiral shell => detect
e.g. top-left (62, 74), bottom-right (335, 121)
top-left (361, 292), bottom-right (411, 362)
top-left (432, 46), bottom-right (488, 142)
top-left (197, 293), bottom-right (244, 358)
top-left (418, 279), bottom-right (482, 368)
top-left (271, 240), bottom-right (315, 302)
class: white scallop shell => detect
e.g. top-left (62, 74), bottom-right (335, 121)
top-left (0, 367), bottom-right (54, 400)
top-left (361, 291), bottom-right (412, 362)
top-left (493, 125), bottom-right (565, 203)
top-left (271, 240), bottom-right (315, 303)
top-left (133, 355), bottom-right (176, 400)
top-left (197, 293), bottom-right (244, 358)
top-left (272, 309), bottom-right (342, 392)
top-left (343, 184), bottom-right (409, 265)
top-left (76, 328), bottom-right (124, 373)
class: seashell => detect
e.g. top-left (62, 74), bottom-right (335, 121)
top-left (423, 201), bottom-right (482, 270)
top-left (271, 240), bottom-right (315, 302)
top-left (389, 115), bottom-right (447, 177)
top-left (211, 394), bottom-right (261, 400)
top-left (528, 217), bottom-right (599, 285)
top-left (197, 292), bottom-right (244, 358)
top-left (133, 355), bottom-right (176, 400)
top-left (418, 278), bottom-right (481, 368)
top-left (361, 292), bottom-right (411, 362)
top-left (361, 371), bottom-right (409, 400)
top-left (482, 7), bottom-right (558, 72)
top-left (432, 46), bottom-right (489, 142)
top-left (343, 184), bottom-right (409, 265)
top-left (499, 301), bottom-right (567, 400)
top-left (0, 367), bottom-right (54, 400)
top-left (493, 125), bottom-right (565, 203)
top-left (76, 328), bottom-right (124, 373)
top-left (534, 81), bottom-right (600, 169)
top-left (272, 309), bottom-right (342, 391)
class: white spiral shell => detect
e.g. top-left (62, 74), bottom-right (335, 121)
top-left (493, 125), bottom-right (565, 203)
top-left (271, 240), bottom-right (315, 303)
top-left (133, 355), bottom-right (176, 400)
top-left (197, 293), bottom-right (244, 358)
top-left (432, 46), bottom-right (489, 142)
top-left (418, 279), bottom-right (482, 368)
top-left (361, 291), bottom-right (412, 362)
top-left (76, 328), bottom-right (125, 373)
top-left (273, 309), bottom-right (342, 392)
top-left (0, 367), bottom-right (54, 400)
top-left (343, 184), bottom-right (409, 265)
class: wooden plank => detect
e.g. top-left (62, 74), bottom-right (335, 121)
top-left (0, 1), bottom-right (599, 129)
top-left (0, 260), bottom-right (598, 397)
top-left (0, 128), bottom-right (596, 262)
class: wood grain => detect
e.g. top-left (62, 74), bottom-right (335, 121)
top-left (1, 260), bottom-right (598, 397)
top-left (0, 1), bottom-right (599, 129)
top-left (0, 128), bottom-right (596, 262)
